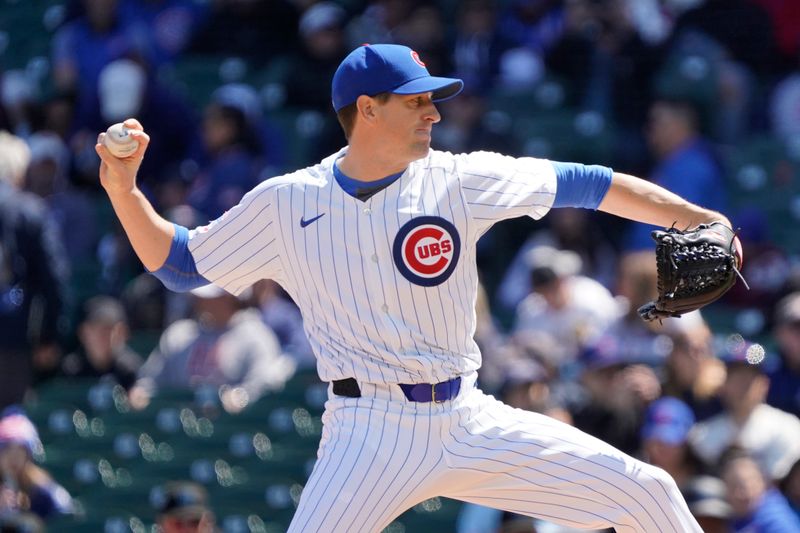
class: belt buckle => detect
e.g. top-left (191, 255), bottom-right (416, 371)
top-left (432, 383), bottom-right (445, 404)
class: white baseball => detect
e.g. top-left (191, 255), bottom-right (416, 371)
top-left (103, 123), bottom-right (140, 158)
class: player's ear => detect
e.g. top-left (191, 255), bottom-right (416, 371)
top-left (356, 95), bottom-right (378, 123)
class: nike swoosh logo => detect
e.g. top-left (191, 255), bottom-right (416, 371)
top-left (300, 213), bottom-right (325, 228)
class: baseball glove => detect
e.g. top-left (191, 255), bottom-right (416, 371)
top-left (638, 222), bottom-right (745, 322)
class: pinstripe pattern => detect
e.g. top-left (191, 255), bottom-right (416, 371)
top-left (288, 378), bottom-right (701, 533)
top-left (186, 149), bottom-right (557, 384)
top-left (187, 147), bottom-right (700, 532)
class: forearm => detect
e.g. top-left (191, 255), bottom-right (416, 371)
top-left (598, 172), bottom-right (731, 229)
top-left (107, 187), bottom-right (173, 271)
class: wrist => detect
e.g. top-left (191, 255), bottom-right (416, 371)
top-left (105, 183), bottom-right (141, 199)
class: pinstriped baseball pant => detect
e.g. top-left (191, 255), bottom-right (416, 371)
top-left (288, 374), bottom-right (702, 533)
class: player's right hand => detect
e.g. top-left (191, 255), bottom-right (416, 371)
top-left (95, 118), bottom-right (150, 196)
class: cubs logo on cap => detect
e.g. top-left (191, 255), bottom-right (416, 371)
top-left (331, 44), bottom-right (464, 112)
top-left (393, 216), bottom-right (460, 286)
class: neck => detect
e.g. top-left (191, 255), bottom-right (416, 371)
top-left (338, 140), bottom-right (411, 182)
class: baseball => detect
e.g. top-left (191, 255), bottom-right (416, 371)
top-left (103, 122), bottom-right (139, 158)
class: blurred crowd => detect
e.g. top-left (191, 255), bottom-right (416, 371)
top-left (2, 0), bottom-right (800, 531)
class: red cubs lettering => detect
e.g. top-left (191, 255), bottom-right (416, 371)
top-left (404, 227), bottom-right (455, 275)
top-left (416, 241), bottom-right (449, 260)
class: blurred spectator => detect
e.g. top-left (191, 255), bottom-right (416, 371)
top-left (725, 207), bottom-right (791, 313)
top-left (72, 58), bottom-right (200, 209)
top-left (187, 84), bottom-right (279, 220)
top-left (153, 480), bottom-right (215, 533)
top-left (498, 0), bottom-right (564, 54)
top-left (450, 0), bottom-right (508, 93)
top-left (661, 317), bottom-right (724, 421)
top-left (50, 0), bottom-right (142, 126)
top-left (666, 0), bottom-right (776, 143)
top-left (253, 279), bottom-right (315, 370)
top-left (767, 292), bottom-right (800, 418)
top-left (0, 131), bottom-right (68, 408)
top-left (545, 0), bottom-right (664, 160)
top-left (472, 280), bottom-right (518, 394)
top-left (23, 131), bottom-right (97, 265)
top-left (640, 397), bottom-right (704, 488)
top-left (682, 475), bottom-right (732, 533)
top-left (346, 0), bottom-right (418, 49)
top-left (499, 356), bottom-right (573, 424)
top-left (496, 208), bottom-right (618, 313)
top-left (770, 69), bottom-right (800, 142)
top-left (512, 246), bottom-right (620, 367)
top-left (690, 341), bottom-right (800, 482)
top-left (284, 2), bottom-right (349, 111)
top-left (625, 97), bottom-right (726, 251)
top-left (0, 70), bottom-right (40, 139)
top-left (721, 447), bottom-right (800, 532)
top-left (589, 251), bottom-right (689, 368)
top-left (130, 284), bottom-right (295, 413)
top-left (570, 336), bottom-right (661, 455)
top-left (496, 46), bottom-right (545, 90)
top-left (188, 0), bottom-right (300, 64)
top-left (393, 5), bottom-right (451, 78)
top-left (752, 0), bottom-right (800, 69)
top-left (121, 0), bottom-right (208, 68)
top-left (0, 410), bottom-right (73, 520)
top-left (0, 512), bottom-right (45, 533)
top-left (434, 85), bottom-right (520, 155)
top-left (672, 0), bottom-right (777, 77)
top-left (59, 295), bottom-right (143, 390)
top-left (121, 271), bottom-right (169, 331)
top-left (782, 458), bottom-right (800, 521)
top-left (118, 205), bottom-right (207, 335)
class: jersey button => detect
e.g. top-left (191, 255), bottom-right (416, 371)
top-left (381, 304), bottom-right (389, 313)
top-left (363, 207), bottom-right (371, 215)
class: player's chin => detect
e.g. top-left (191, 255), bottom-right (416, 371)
top-left (410, 140), bottom-right (431, 159)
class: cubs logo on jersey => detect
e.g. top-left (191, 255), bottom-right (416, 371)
top-left (392, 216), bottom-right (460, 287)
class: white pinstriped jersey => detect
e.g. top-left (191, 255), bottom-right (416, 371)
top-left (187, 148), bottom-right (556, 384)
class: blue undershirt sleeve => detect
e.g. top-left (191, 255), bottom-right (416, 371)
top-left (551, 161), bottom-right (613, 210)
top-left (149, 224), bottom-right (210, 292)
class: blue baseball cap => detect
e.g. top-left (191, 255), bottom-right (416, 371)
top-left (331, 44), bottom-right (464, 112)
top-left (641, 397), bottom-right (695, 445)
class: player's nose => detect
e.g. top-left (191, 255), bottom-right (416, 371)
top-left (423, 102), bottom-right (441, 124)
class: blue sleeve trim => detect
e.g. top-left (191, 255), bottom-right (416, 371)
top-left (551, 162), bottom-right (613, 210)
top-left (149, 224), bottom-right (210, 292)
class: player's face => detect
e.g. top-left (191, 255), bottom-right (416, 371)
top-left (376, 92), bottom-right (441, 161)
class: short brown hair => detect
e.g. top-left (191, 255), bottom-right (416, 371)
top-left (336, 92), bottom-right (391, 140)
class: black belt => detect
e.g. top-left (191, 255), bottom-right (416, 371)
top-left (333, 377), bottom-right (462, 403)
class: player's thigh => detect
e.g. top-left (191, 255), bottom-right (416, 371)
top-left (289, 398), bottom-right (445, 533)
top-left (441, 394), bottom-right (690, 532)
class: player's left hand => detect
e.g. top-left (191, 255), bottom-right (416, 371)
top-left (639, 222), bottom-right (745, 322)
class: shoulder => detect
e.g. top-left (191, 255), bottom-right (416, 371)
top-left (446, 150), bottom-right (553, 178)
top-left (254, 154), bottom-right (338, 196)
